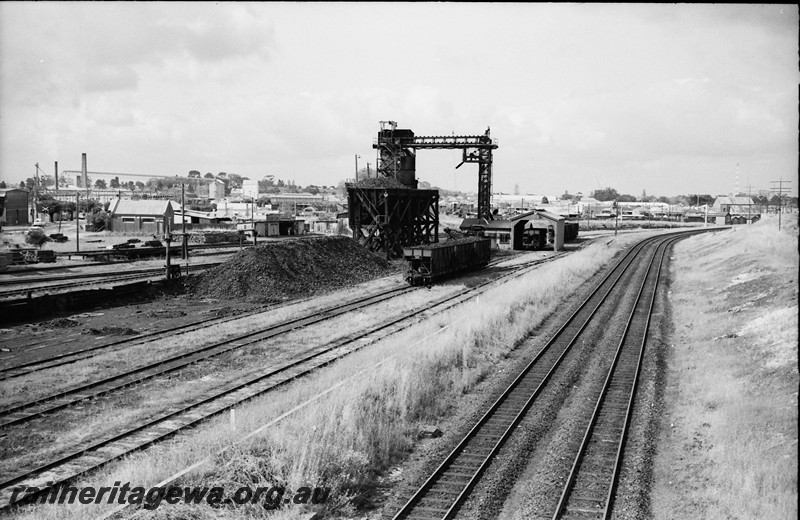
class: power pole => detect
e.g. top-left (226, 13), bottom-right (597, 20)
top-left (770, 179), bottom-right (791, 231)
top-left (76, 193), bottom-right (80, 252)
top-left (181, 184), bottom-right (188, 260)
top-left (33, 163), bottom-right (40, 220)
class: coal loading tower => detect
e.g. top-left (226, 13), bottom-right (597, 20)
top-left (347, 121), bottom-right (498, 258)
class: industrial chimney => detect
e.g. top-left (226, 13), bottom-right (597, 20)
top-left (82, 153), bottom-right (88, 198)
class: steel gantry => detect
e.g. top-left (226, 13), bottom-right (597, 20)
top-left (373, 121), bottom-right (499, 220)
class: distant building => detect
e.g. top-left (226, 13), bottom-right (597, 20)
top-left (108, 198), bottom-right (175, 234)
top-left (0, 188), bottom-right (30, 226)
top-left (242, 179), bottom-right (260, 199)
top-left (209, 179), bottom-right (226, 201)
top-left (712, 196), bottom-right (755, 215)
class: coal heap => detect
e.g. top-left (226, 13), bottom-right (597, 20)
top-left (189, 236), bottom-right (397, 302)
top-left (351, 176), bottom-right (409, 189)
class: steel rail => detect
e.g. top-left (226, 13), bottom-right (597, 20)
top-left (0, 285), bottom-right (390, 380)
top-left (0, 252), bottom-right (557, 380)
top-left (0, 246), bottom-right (558, 511)
top-left (551, 235), bottom-right (678, 520)
top-left (0, 285), bottom-right (417, 428)
top-left (390, 234), bottom-right (668, 520)
top-left (0, 250), bottom-right (559, 426)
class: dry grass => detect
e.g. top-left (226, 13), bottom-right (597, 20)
top-left (652, 215), bottom-right (798, 520)
top-left (7, 232), bottom-right (661, 519)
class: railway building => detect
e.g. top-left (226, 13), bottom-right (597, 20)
top-left (459, 209), bottom-right (567, 251)
top-left (108, 198), bottom-right (175, 234)
top-left (711, 196), bottom-right (759, 225)
top-left (0, 188), bottom-right (30, 226)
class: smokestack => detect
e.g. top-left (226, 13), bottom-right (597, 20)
top-left (82, 153), bottom-right (88, 198)
top-left (54, 161), bottom-right (59, 190)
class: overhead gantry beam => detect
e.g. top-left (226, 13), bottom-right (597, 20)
top-left (374, 123), bottom-right (498, 220)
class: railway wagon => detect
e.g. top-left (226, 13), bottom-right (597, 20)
top-left (403, 237), bottom-right (491, 286)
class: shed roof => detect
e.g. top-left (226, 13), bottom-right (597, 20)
top-left (714, 196), bottom-right (754, 206)
top-left (110, 199), bottom-right (174, 216)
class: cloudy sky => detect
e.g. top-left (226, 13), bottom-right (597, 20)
top-left (1, 3), bottom-right (797, 197)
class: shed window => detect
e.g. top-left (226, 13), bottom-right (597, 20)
top-left (122, 217), bottom-right (135, 223)
top-left (141, 217), bottom-right (155, 223)
top-left (500, 233), bottom-right (510, 244)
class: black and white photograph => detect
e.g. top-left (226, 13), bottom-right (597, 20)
top-left (0, 3), bottom-right (797, 520)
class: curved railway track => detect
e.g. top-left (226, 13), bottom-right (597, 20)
top-left (0, 251), bottom-right (559, 511)
top-left (389, 230), bottom-right (704, 520)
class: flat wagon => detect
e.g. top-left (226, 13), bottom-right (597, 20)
top-left (403, 237), bottom-right (491, 286)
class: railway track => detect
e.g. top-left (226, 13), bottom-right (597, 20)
top-left (551, 235), bottom-right (676, 520)
top-left (0, 262), bottom-right (225, 299)
top-left (0, 298), bottom-right (300, 381)
top-left (0, 284), bottom-right (417, 428)
top-left (389, 230), bottom-right (704, 520)
top-left (0, 250), bottom-right (559, 380)
top-left (0, 249), bottom-right (559, 511)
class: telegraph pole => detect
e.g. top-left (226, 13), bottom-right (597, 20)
top-left (770, 179), bottom-right (791, 231)
top-left (181, 184), bottom-right (188, 260)
top-left (33, 163), bottom-right (40, 220)
top-left (75, 193), bottom-right (80, 252)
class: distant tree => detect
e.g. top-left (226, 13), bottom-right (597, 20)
top-left (513, 183), bottom-right (520, 195)
top-left (657, 196), bottom-right (670, 204)
top-left (187, 184), bottom-right (196, 193)
top-left (42, 175), bottom-right (55, 188)
top-left (36, 195), bottom-right (62, 217)
top-left (188, 170), bottom-right (201, 178)
top-left (126, 181), bottom-right (136, 191)
top-left (62, 201), bottom-right (76, 217)
top-left (561, 191), bottom-right (574, 200)
top-left (277, 179), bottom-right (285, 188)
top-left (305, 185), bottom-right (320, 195)
top-left (591, 187), bottom-right (619, 202)
top-left (228, 173), bottom-right (246, 189)
top-left (25, 178), bottom-right (35, 190)
top-left (204, 172), bottom-right (214, 179)
top-left (19, 181), bottom-right (26, 189)
top-left (110, 177), bottom-right (120, 189)
top-left (94, 179), bottom-right (107, 189)
top-left (156, 180), bottom-right (164, 190)
top-left (135, 181), bottom-right (145, 190)
top-left (618, 194), bottom-right (637, 202)
top-left (687, 194), bottom-right (714, 206)
top-left (88, 211), bottom-right (110, 231)
top-left (0, 181), bottom-right (6, 188)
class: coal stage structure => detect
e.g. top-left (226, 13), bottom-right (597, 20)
top-left (347, 121), bottom-right (497, 258)
top-left (347, 182), bottom-right (439, 259)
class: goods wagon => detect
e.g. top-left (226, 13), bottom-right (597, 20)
top-left (403, 237), bottom-right (491, 286)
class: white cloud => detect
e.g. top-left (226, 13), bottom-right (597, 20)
top-left (0, 3), bottom-right (797, 196)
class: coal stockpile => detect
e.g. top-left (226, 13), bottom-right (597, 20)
top-left (351, 176), bottom-right (409, 189)
top-left (189, 236), bottom-right (397, 302)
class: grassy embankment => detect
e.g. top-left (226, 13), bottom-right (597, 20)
top-left (10, 231), bottom-right (659, 520)
top-left (652, 216), bottom-right (798, 519)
